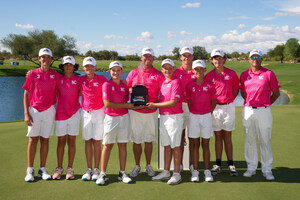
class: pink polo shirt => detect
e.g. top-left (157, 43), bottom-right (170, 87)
top-left (103, 79), bottom-right (129, 116)
top-left (240, 67), bottom-right (281, 107)
top-left (173, 66), bottom-right (195, 103)
top-left (127, 66), bottom-right (164, 113)
top-left (23, 68), bottom-right (61, 112)
top-left (80, 74), bottom-right (108, 111)
top-left (205, 67), bottom-right (239, 104)
top-left (159, 77), bottom-right (183, 115)
top-left (186, 80), bottom-right (217, 115)
top-left (55, 75), bottom-right (81, 120)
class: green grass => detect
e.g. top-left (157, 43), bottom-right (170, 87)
top-left (1, 60), bottom-right (300, 104)
top-left (0, 106), bottom-right (299, 200)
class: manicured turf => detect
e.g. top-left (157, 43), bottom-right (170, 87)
top-left (0, 106), bottom-right (299, 200)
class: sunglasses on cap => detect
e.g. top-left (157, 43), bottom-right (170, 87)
top-left (250, 56), bottom-right (262, 60)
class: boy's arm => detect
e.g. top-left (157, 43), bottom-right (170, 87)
top-left (211, 98), bottom-right (217, 111)
top-left (147, 99), bottom-right (178, 109)
top-left (24, 90), bottom-right (33, 126)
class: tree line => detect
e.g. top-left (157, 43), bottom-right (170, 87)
top-left (1, 30), bottom-right (300, 65)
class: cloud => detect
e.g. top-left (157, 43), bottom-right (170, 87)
top-left (181, 2), bottom-right (200, 8)
top-left (104, 35), bottom-right (128, 40)
top-left (179, 25), bottom-right (300, 53)
top-left (262, 17), bottom-right (276, 20)
top-left (113, 13), bottom-right (120, 16)
top-left (180, 30), bottom-right (193, 35)
top-left (267, 0), bottom-right (300, 17)
top-left (15, 23), bottom-right (34, 29)
top-left (275, 12), bottom-right (300, 16)
top-left (136, 31), bottom-right (153, 42)
top-left (238, 24), bottom-right (246, 29)
top-left (167, 31), bottom-right (176, 38)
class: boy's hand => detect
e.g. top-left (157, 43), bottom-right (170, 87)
top-left (24, 113), bottom-right (33, 126)
top-left (146, 102), bottom-right (156, 110)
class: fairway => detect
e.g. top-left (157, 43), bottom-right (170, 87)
top-left (0, 106), bottom-right (299, 200)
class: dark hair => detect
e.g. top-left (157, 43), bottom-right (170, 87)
top-left (209, 55), bottom-right (227, 66)
top-left (59, 63), bottom-right (79, 72)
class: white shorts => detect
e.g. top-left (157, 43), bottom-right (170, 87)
top-left (27, 106), bottom-right (55, 138)
top-left (81, 107), bottom-right (105, 141)
top-left (188, 113), bottom-right (213, 139)
top-left (129, 110), bottom-right (158, 144)
top-left (103, 114), bottom-right (131, 145)
top-left (159, 114), bottom-right (183, 149)
top-left (182, 102), bottom-right (190, 130)
top-left (212, 103), bottom-right (235, 131)
top-left (55, 110), bottom-right (80, 137)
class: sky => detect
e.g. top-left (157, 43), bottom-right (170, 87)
top-left (0, 0), bottom-right (299, 56)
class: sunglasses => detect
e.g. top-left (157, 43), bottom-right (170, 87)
top-left (250, 56), bottom-right (262, 60)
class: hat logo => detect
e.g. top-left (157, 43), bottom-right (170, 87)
top-left (43, 49), bottom-right (49, 52)
top-left (66, 57), bottom-right (71, 60)
top-left (145, 49), bottom-right (150, 52)
top-left (215, 50), bottom-right (220, 53)
top-left (185, 48), bottom-right (189, 51)
top-left (87, 59), bottom-right (92, 62)
top-left (196, 61), bottom-right (201, 64)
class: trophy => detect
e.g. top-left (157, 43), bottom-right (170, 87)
top-left (131, 62), bottom-right (148, 106)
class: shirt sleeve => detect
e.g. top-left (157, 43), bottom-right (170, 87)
top-left (269, 71), bottom-right (281, 91)
top-left (102, 82), bottom-right (110, 100)
top-left (170, 80), bottom-right (182, 100)
top-left (232, 71), bottom-right (240, 91)
top-left (126, 70), bottom-right (133, 87)
top-left (240, 72), bottom-right (246, 93)
top-left (23, 71), bottom-right (33, 92)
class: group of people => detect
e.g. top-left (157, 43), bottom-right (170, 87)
top-left (23, 46), bottom-right (280, 185)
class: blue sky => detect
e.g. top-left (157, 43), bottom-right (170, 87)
top-left (0, 0), bottom-right (299, 56)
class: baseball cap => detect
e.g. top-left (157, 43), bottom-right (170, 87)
top-left (38, 48), bottom-right (53, 57)
top-left (161, 58), bottom-right (175, 67)
top-left (61, 56), bottom-right (75, 65)
top-left (192, 60), bottom-right (206, 69)
top-left (249, 49), bottom-right (263, 58)
top-left (142, 48), bottom-right (154, 56)
top-left (83, 57), bottom-right (96, 66)
top-left (180, 47), bottom-right (194, 55)
top-left (109, 61), bottom-right (123, 69)
top-left (211, 49), bottom-right (224, 58)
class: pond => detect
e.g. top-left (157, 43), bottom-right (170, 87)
top-left (0, 72), bottom-right (290, 122)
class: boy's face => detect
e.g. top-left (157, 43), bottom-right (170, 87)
top-left (83, 64), bottom-right (96, 75)
top-left (63, 63), bottom-right (74, 74)
top-left (211, 56), bottom-right (225, 68)
top-left (192, 67), bottom-right (206, 78)
top-left (180, 53), bottom-right (194, 66)
top-left (141, 54), bottom-right (154, 66)
top-left (38, 55), bottom-right (52, 68)
top-left (109, 66), bottom-right (123, 80)
top-left (161, 64), bottom-right (174, 79)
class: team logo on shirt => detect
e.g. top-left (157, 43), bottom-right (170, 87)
top-left (151, 76), bottom-right (155, 80)
top-left (224, 76), bottom-right (230, 80)
top-left (37, 74), bottom-right (40, 79)
top-left (192, 75), bottom-right (195, 79)
top-left (83, 81), bottom-right (86, 86)
top-left (259, 75), bottom-right (264, 80)
top-left (72, 80), bottom-right (77, 85)
top-left (93, 82), bottom-right (99, 87)
top-left (103, 92), bottom-right (106, 97)
top-left (112, 86), bottom-right (115, 91)
top-left (192, 87), bottom-right (195, 92)
top-left (61, 80), bottom-right (63, 84)
top-left (175, 94), bottom-right (180, 98)
top-left (121, 87), bottom-right (125, 92)
top-left (179, 75), bottom-right (183, 79)
top-left (212, 78), bottom-right (215, 82)
top-left (247, 76), bottom-right (251, 80)
top-left (50, 75), bottom-right (55, 79)
top-left (167, 84), bottom-right (171, 88)
top-left (203, 86), bottom-right (208, 91)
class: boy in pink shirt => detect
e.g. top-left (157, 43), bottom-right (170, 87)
top-left (240, 49), bottom-right (280, 180)
top-left (53, 56), bottom-right (81, 180)
top-left (186, 60), bottom-right (216, 182)
top-left (127, 48), bottom-right (165, 178)
top-left (205, 49), bottom-right (239, 176)
top-left (23, 48), bottom-right (60, 182)
top-left (148, 59), bottom-right (184, 185)
top-left (96, 61), bottom-right (144, 185)
top-left (80, 57), bottom-right (108, 181)
top-left (173, 47), bottom-right (195, 172)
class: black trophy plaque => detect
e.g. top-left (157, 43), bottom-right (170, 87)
top-left (131, 85), bottom-right (148, 106)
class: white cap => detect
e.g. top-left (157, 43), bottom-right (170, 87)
top-left (211, 49), bottom-right (224, 58)
top-left (161, 58), bottom-right (175, 67)
top-left (109, 61), bottom-right (123, 69)
top-left (249, 49), bottom-right (263, 58)
top-left (180, 47), bottom-right (194, 55)
top-left (192, 60), bottom-right (206, 69)
top-left (61, 56), bottom-right (75, 65)
top-left (38, 48), bottom-right (53, 57)
top-left (83, 57), bottom-right (96, 66)
top-left (142, 47), bottom-right (154, 56)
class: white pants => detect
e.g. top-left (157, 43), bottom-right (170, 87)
top-left (81, 107), bottom-right (105, 141)
top-left (56, 110), bottom-right (80, 136)
top-left (242, 106), bottom-right (273, 173)
top-left (212, 103), bottom-right (235, 131)
top-left (159, 114), bottom-right (183, 148)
